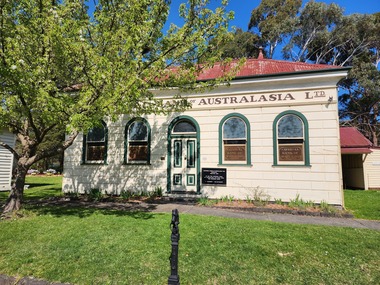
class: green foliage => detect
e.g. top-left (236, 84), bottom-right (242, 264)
top-left (249, 1), bottom-right (380, 145)
top-left (87, 188), bottom-right (103, 202)
top-left (0, 0), bottom-right (236, 212)
top-left (245, 186), bottom-right (270, 206)
top-left (288, 194), bottom-right (315, 209)
top-left (319, 200), bottom-right (337, 214)
top-left (197, 196), bottom-right (218, 206)
top-left (217, 28), bottom-right (261, 59)
top-left (248, 0), bottom-right (302, 58)
top-left (220, 195), bottom-right (234, 203)
top-left (120, 190), bottom-right (133, 200)
top-left (283, 1), bottom-right (343, 63)
top-left (339, 59), bottom-right (380, 145)
top-left (274, 198), bottom-right (284, 205)
top-left (152, 186), bottom-right (163, 197)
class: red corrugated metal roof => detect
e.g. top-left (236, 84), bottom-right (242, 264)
top-left (196, 57), bottom-right (341, 81)
top-left (340, 127), bottom-right (373, 154)
top-left (341, 148), bottom-right (372, 154)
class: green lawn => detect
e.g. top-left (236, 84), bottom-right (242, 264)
top-left (344, 189), bottom-right (380, 220)
top-left (0, 175), bottom-right (62, 201)
top-left (0, 206), bottom-right (379, 285)
top-left (0, 177), bottom-right (379, 284)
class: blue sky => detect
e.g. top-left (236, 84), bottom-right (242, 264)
top-left (168, 0), bottom-right (380, 30)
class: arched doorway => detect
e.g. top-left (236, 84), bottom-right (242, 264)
top-left (167, 116), bottom-right (200, 193)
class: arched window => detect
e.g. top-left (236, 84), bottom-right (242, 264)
top-left (219, 113), bottom-right (251, 165)
top-left (172, 120), bottom-right (197, 134)
top-left (273, 111), bottom-right (310, 166)
top-left (125, 118), bottom-right (150, 164)
top-left (83, 121), bottom-right (108, 164)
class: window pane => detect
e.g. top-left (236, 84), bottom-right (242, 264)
top-left (129, 121), bottom-right (148, 141)
top-left (223, 117), bottom-right (246, 139)
top-left (87, 127), bottom-right (105, 142)
top-left (173, 121), bottom-right (196, 133)
top-left (174, 140), bottom-right (182, 167)
top-left (278, 115), bottom-right (303, 138)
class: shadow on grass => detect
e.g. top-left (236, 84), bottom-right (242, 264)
top-left (23, 187), bottom-right (62, 200)
top-left (22, 201), bottom-right (161, 220)
top-left (27, 183), bottom-right (55, 188)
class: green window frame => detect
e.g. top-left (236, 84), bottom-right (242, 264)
top-left (82, 120), bottom-right (108, 164)
top-left (273, 110), bottom-right (310, 167)
top-left (124, 118), bottom-right (151, 165)
top-left (218, 113), bottom-right (251, 166)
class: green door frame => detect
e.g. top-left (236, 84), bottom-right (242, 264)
top-left (167, 116), bottom-right (201, 194)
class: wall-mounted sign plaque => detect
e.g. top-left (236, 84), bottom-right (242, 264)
top-left (279, 145), bottom-right (304, 161)
top-left (202, 168), bottom-right (227, 185)
top-left (224, 145), bottom-right (246, 161)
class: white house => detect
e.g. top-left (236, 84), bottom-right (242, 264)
top-left (63, 54), bottom-right (350, 206)
top-left (0, 129), bottom-right (16, 191)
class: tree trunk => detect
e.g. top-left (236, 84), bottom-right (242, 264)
top-left (1, 164), bottom-right (28, 218)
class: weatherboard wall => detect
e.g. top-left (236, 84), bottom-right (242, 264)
top-left (363, 149), bottom-right (380, 190)
top-left (0, 130), bottom-right (16, 191)
top-left (63, 69), bottom-right (347, 205)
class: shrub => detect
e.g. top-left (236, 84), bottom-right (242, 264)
top-left (88, 188), bottom-right (103, 202)
top-left (120, 190), bottom-right (132, 200)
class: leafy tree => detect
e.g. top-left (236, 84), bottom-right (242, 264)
top-left (0, 0), bottom-right (234, 216)
top-left (282, 1), bottom-right (343, 63)
top-left (217, 28), bottom-right (261, 59)
top-left (248, 0), bottom-right (302, 58)
top-left (339, 60), bottom-right (380, 146)
top-left (249, 0), bottom-right (380, 144)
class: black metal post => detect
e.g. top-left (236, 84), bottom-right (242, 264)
top-left (168, 209), bottom-right (180, 285)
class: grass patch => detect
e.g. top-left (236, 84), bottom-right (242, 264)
top-left (344, 190), bottom-right (380, 220)
top-left (0, 176), bottom-right (62, 202)
top-left (0, 208), bottom-right (379, 285)
top-left (0, 177), bottom-right (380, 284)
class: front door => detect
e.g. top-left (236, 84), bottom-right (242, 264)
top-left (171, 138), bottom-right (197, 192)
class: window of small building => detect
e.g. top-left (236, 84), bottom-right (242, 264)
top-left (83, 121), bottom-right (108, 164)
top-left (219, 113), bottom-right (251, 165)
top-left (273, 111), bottom-right (310, 166)
top-left (125, 118), bottom-right (150, 164)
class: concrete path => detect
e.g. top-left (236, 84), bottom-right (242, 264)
top-left (150, 202), bottom-right (380, 231)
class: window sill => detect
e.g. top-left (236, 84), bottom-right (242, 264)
top-left (81, 162), bottom-right (108, 165)
top-left (272, 164), bottom-right (311, 168)
top-left (218, 163), bottom-right (253, 167)
top-left (123, 162), bottom-right (151, 166)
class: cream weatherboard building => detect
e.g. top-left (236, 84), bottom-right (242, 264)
top-left (63, 56), bottom-right (350, 206)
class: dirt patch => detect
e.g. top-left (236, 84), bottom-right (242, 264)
top-left (208, 200), bottom-right (353, 218)
top-left (1, 195), bottom-right (353, 219)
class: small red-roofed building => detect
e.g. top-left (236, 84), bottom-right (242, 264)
top-left (63, 53), bottom-right (350, 206)
top-left (340, 127), bottom-right (380, 190)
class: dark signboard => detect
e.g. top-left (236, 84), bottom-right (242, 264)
top-left (279, 145), bottom-right (304, 161)
top-left (202, 168), bottom-right (227, 185)
top-left (224, 145), bottom-right (246, 161)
